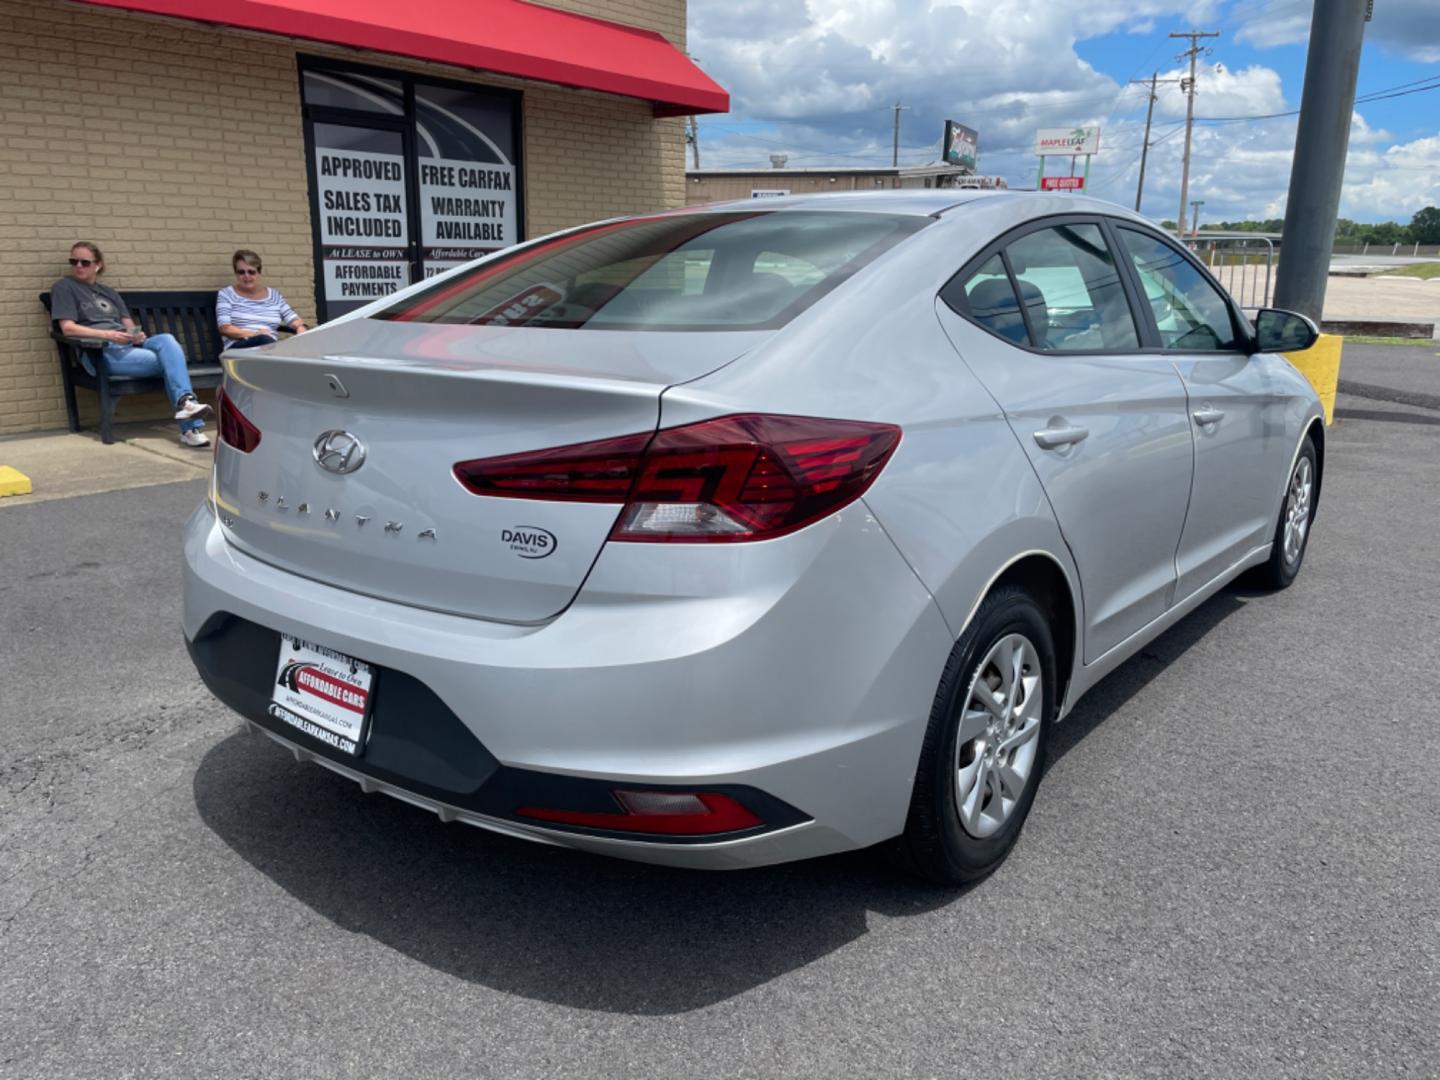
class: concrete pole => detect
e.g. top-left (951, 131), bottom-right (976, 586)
top-left (1273, 0), bottom-right (1370, 321)
top-left (688, 116), bottom-right (700, 170)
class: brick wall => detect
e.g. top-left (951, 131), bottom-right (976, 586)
top-left (0, 0), bottom-right (689, 436)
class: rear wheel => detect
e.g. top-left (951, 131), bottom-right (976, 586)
top-left (1251, 436), bottom-right (1317, 591)
top-left (894, 585), bottom-right (1057, 885)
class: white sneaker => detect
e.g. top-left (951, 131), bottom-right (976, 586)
top-left (175, 395), bottom-right (213, 421)
top-left (180, 430), bottom-right (211, 449)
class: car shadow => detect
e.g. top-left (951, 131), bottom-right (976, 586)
top-left (1047, 588), bottom-right (1247, 767)
top-left (193, 734), bottom-right (962, 1015)
top-left (193, 588), bottom-right (1248, 1015)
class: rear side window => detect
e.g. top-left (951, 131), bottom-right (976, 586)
top-left (376, 211), bottom-right (928, 330)
top-left (1117, 228), bottom-right (1239, 351)
top-left (955, 254), bottom-right (1032, 346)
top-left (1005, 225), bottom-right (1139, 352)
top-left (946, 223), bottom-right (1139, 352)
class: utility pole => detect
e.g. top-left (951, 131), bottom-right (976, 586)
top-left (686, 115), bottom-right (700, 170)
top-left (1171, 30), bottom-right (1220, 233)
top-left (1131, 72), bottom-right (1182, 212)
top-left (1273, 0), bottom-right (1371, 321)
top-left (891, 101), bottom-right (910, 168)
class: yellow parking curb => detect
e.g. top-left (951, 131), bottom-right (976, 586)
top-left (0, 465), bottom-right (33, 497)
top-left (1284, 333), bottom-right (1342, 426)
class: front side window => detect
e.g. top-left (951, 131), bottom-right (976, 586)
top-left (377, 211), bottom-right (928, 330)
top-left (1118, 228), bottom-right (1239, 351)
top-left (1004, 224), bottom-right (1139, 352)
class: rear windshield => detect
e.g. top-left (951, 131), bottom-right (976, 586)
top-left (375, 211), bottom-right (929, 331)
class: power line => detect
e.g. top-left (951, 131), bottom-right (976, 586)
top-left (1195, 75), bottom-right (1440, 126)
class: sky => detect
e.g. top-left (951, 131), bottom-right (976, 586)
top-left (687, 0), bottom-right (1440, 224)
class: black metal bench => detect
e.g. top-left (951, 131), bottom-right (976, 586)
top-left (40, 289), bottom-right (227, 444)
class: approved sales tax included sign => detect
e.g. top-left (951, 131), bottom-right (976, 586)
top-left (270, 638), bottom-right (374, 755)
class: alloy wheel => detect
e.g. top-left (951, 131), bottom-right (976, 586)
top-left (1282, 456), bottom-right (1313, 566)
top-left (953, 633), bottom-right (1044, 839)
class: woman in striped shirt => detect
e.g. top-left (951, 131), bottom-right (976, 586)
top-left (217, 249), bottom-right (308, 349)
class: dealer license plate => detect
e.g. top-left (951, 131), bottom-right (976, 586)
top-left (269, 637), bottom-right (374, 756)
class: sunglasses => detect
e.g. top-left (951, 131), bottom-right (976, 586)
top-left (69, 258), bottom-right (95, 267)
top-left (235, 267), bottom-right (260, 276)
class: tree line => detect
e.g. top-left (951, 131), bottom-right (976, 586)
top-left (1159, 206), bottom-right (1440, 245)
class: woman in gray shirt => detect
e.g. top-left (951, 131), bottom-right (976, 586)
top-left (51, 241), bottom-right (213, 448)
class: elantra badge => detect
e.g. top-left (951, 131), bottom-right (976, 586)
top-left (313, 430), bottom-right (366, 474)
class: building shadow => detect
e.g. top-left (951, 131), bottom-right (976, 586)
top-left (193, 587), bottom-right (1249, 1015)
top-left (193, 733), bottom-right (961, 1015)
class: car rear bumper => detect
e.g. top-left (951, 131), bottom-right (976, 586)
top-left (182, 500), bottom-right (952, 869)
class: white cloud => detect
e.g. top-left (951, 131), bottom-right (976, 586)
top-left (1149, 62), bottom-right (1287, 119)
top-left (690, 0), bottom-right (1226, 169)
top-left (687, 0), bottom-right (1439, 223)
top-left (1339, 132), bottom-right (1440, 218)
top-left (1233, 0), bottom-right (1440, 63)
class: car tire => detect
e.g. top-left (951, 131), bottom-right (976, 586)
top-left (1250, 435), bottom-right (1318, 591)
top-left (893, 585), bottom-right (1057, 885)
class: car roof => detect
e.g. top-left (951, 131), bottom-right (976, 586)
top-left (682, 189), bottom-right (1156, 227)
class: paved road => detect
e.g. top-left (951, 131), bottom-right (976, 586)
top-left (1339, 340), bottom-right (1440, 410)
top-left (3, 396), bottom-right (1438, 1079)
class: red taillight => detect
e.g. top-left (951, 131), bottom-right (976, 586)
top-left (516, 790), bottom-right (763, 835)
top-left (453, 431), bottom-right (649, 502)
top-left (217, 386), bottom-right (262, 453)
top-left (452, 414), bottom-right (901, 542)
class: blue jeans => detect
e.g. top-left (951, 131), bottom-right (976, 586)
top-left (98, 333), bottom-right (204, 433)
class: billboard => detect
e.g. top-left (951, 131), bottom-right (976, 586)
top-left (1035, 126), bottom-right (1101, 156)
top-left (942, 121), bottom-right (979, 174)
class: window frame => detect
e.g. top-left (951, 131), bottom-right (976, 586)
top-left (940, 213), bottom-right (1257, 357)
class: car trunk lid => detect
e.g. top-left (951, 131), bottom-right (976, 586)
top-left (214, 320), bottom-right (765, 622)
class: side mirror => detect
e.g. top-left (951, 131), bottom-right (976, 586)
top-left (1253, 308), bottom-right (1319, 353)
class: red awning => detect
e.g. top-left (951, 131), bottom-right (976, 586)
top-left (76, 0), bottom-right (728, 116)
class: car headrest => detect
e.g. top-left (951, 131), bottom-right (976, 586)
top-left (966, 278), bottom-right (1028, 346)
top-left (966, 277), bottom-right (1048, 348)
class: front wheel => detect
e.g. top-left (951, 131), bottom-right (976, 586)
top-left (893, 585), bottom-right (1057, 885)
top-left (1251, 436), bottom-right (1318, 591)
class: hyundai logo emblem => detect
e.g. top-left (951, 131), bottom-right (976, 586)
top-left (313, 430), bottom-right (367, 474)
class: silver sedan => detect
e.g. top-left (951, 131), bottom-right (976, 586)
top-left (184, 191), bottom-right (1324, 883)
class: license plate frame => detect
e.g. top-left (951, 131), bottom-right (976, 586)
top-left (268, 636), bottom-right (376, 756)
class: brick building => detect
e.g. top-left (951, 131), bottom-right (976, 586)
top-left (686, 165), bottom-right (1008, 205)
top-left (0, 0), bottom-right (722, 435)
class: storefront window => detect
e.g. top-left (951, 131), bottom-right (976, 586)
top-left (300, 60), bottom-right (523, 321)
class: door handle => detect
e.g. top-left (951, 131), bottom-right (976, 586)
top-left (1192, 406), bottom-right (1225, 426)
top-left (1033, 426), bottom-right (1089, 449)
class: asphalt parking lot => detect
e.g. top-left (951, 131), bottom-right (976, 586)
top-left (2, 387), bottom-right (1438, 1079)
